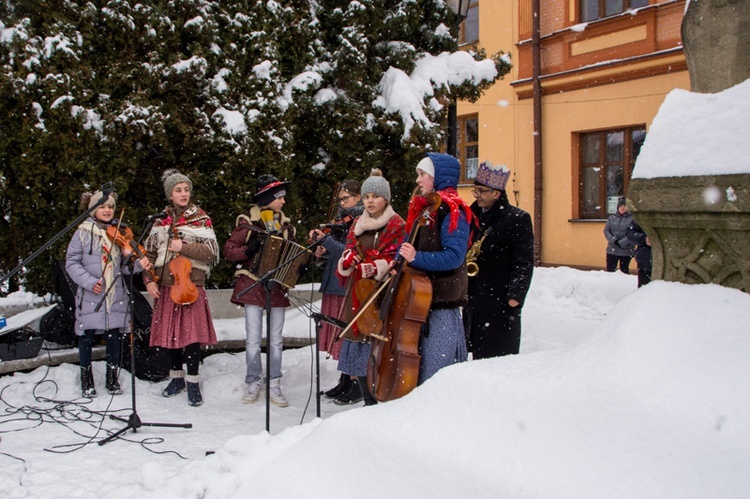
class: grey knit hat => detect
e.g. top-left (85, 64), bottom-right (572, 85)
top-left (162, 169), bottom-right (192, 199)
top-left (361, 169), bottom-right (390, 203)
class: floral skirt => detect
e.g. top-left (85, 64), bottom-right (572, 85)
top-left (318, 294), bottom-right (345, 360)
top-left (150, 286), bottom-right (217, 349)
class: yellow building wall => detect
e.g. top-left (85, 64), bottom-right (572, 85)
top-left (456, 0), bottom-right (526, 205)
top-left (456, 0), bottom-right (690, 269)
top-left (533, 73), bottom-right (690, 268)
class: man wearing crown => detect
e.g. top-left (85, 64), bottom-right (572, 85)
top-left (463, 162), bottom-right (534, 359)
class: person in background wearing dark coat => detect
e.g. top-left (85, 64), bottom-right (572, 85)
top-left (308, 179), bottom-right (364, 399)
top-left (604, 197), bottom-right (635, 273)
top-left (462, 161), bottom-right (534, 360)
top-left (627, 221), bottom-right (652, 287)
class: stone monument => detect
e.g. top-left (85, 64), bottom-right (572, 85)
top-left (627, 0), bottom-right (750, 292)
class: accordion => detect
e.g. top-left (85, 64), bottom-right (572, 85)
top-left (249, 235), bottom-right (312, 289)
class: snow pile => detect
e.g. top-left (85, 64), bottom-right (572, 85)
top-left (633, 78), bottom-right (750, 179)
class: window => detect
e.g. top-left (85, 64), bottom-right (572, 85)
top-left (457, 114), bottom-right (479, 183)
top-left (579, 126), bottom-right (645, 219)
top-left (459, 1), bottom-right (479, 44)
top-left (580, 0), bottom-right (649, 22)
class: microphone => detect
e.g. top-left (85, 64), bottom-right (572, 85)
top-left (100, 181), bottom-right (116, 197)
top-left (147, 211), bottom-right (169, 221)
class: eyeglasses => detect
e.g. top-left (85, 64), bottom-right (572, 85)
top-left (338, 195), bottom-right (352, 204)
top-left (471, 187), bottom-right (493, 196)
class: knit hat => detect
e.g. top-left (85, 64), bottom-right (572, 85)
top-left (475, 161), bottom-right (511, 191)
top-left (360, 169), bottom-right (390, 203)
top-left (416, 156), bottom-right (435, 178)
top-left (162, 169), bottom-right (193, 199)
top-left (617, 197), bottom-right (627, 208)
top-left (252, 174), bottom-right (291, 206)
top-left (84, 190), bottom-right (117, 210)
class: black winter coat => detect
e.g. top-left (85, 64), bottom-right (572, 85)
top-left (626, 222), bottom-right (652, 271)
top-left (464, 195), bottom-right (534, 357)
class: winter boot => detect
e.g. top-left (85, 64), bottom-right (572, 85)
top-left (162, 369), bottom-right (186, 397)
top-left (358, 377), bottom-right (378, 406)
top-left (323, 372), bottom-right (350, 399)
top-left (80, 365), bottom-right (97, 398)
top-left (242, 380), bottom-right (262, 404)
top-left (269, 377), bottom-right (289, 408)
top-left (334, 377), bottom-right (363, 405)
top-left (186, 374), bottom-right (203, 407)
top-left (106, 364), bottom-right (123, 395)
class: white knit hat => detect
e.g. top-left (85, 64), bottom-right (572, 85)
top-left (416, 156), bottom-right (435, 178)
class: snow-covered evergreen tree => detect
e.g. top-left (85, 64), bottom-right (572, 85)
top-left (0, 0), bottom-right (509, 292)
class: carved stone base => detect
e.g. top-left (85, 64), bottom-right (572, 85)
top-left (628, 175), bottom-right (750, 293)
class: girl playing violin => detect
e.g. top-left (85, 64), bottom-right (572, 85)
top-left (307, 179), bottom-right (363, 399)
top-left (223, 174), bottom-right (296, 407)
top-left (397, 153), bottom-right (474, 384)
top-left (65, 190), bottom-right (151, 397)
top-left (144, 169), bottom-right (220, 407)
top-left (334, 170), bottom-right (406, 405)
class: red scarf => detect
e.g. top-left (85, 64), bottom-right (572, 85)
top-left (406, 188), bottom-right (475, 243)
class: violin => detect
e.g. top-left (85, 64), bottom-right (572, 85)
top-left (319, 214), bottom-right (353, 231)
top-left (105, 223), bottom-right (159, 284)
top-left (309, 181), bottom-right (354, 244)
top-left (365, 191), bottom-right (442, 402)
top-left (352, 242), bottom-right (385, 338)
top-left (309, 214), bottom-right (355, 245)
top-left (168, 226), bottom-right (199, 305)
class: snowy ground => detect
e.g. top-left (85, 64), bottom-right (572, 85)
top-left (1, 267), bottom-right (748, 498)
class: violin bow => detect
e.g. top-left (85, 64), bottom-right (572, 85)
top-left (325, 181), bottom-right (340, 223)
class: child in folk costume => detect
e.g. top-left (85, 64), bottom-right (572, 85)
top-left (308, 179), bottom-right (364, 399)
top-left (144, 169), bottom-right (220, 407)
top-left (223, 174), bottom-right (298, 407)
top-left (66, 190), bottom-right (151, 397)
top-left (398, 153), bottom-right (474, 384)
top-left (334, 170), bottom-right (406, 405)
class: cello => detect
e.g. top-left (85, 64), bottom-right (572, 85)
top-left (364, 191), bottom-right (441, 402)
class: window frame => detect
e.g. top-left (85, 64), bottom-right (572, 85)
top-left (577, 125), bottom-right (646, 219)
top-left (457, 113), bottom-right (480, 184)
top-left (459, 1), bottom-right (479, 45)
top-left (579, 0), bottom-right (650, 23)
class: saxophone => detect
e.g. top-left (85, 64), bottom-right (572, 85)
top-left (466, 233), bottom-right (487, 277)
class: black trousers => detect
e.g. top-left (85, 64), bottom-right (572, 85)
top-left (606, 254), bottom-right (631, 274)
top-left (465, 306), bottom-right (522, 360)
top-left (638, 269), bottom-right (652, 288)
top-left (169, 343), bottom-right (201, 376)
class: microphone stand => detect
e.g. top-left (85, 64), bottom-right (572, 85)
top-left (236, 236), bottom-right (325, 432)
top-left (0, 182), bottom-right (116, 287)
top-left (309, 312), bottom-right (347, 417)
top-left (98, 216), bottom-right (192, 445)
